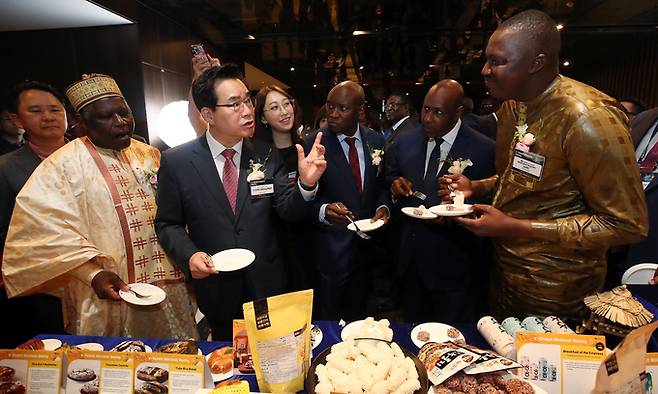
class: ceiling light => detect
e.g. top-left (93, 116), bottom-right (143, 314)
top-left (352, 30), bottom-right (371, 36)
top-left (245, 34), bottom-right (256, 40)
top-left (290, 67), bottom-right (295, 71)
top-left (313, 84), bottom-right (317, 88)
top-left (556, 23), bottom-right (564, 30)
top-left (562, 60), bottom-right (571, 66)
top-left (465, 81), bottom-right (471, 85)
top-left (359, 66), bottom-right (364, 70)
top-left (415, 82), bottom-right (423, 85)
top-left (405, 92), bottom-right (409, 95)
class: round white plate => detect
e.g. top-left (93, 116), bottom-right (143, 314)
top-left (212, 248), bottom-right (256, 272)
top-left (347, 219), bottom-right (385, 233)
top-left (205, 351), bottom-right (234, 382)
top-left (311, 324), bottom-right (323, 350)
top-left (401, 206), bottom-right (438, 220)
top-left (119, 283), bottom-right (166, 306)
top-left (428, 204), bottom-right (474, 217)
top-left (42, 338), bottom-right (62, 351)
top-left (410, 322), bottom-right (465, 348)
top-left (75, 342), bottom-right (104, 351)
top-left (340, 320), bottom-right (365, 341)
top-left (621, 262), bottom-right (658, 285)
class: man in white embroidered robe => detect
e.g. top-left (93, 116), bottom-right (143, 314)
top-left (2, 74), bottom-right (197, 338)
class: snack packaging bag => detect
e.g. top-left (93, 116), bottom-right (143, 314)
top-left (242, 289), bottom-right (313, 392)
top-left (456, 343), bottom-right (522, 375)
top-left (232, 320), bottom-right (252, 373)
top-left (418, 342), bottom-right (481, 386)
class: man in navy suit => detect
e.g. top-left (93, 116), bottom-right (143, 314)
top-left (303, 81), bottom-right (390, 320)
top-left (155, 64), bottom-right (327, 340)
top-left (386, 79), bottom-right (495, 322)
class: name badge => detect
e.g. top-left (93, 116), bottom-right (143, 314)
top-left (287, 171), bottom-right (297, 184)
top-left (250, 179), bottom-right (274, 199)
top-left (512, 149), bottom-right (545, 181)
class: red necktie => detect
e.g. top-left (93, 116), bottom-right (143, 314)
top-left (221, 148), bottom-right (238, 212)
top-left (345, 137), bottom-right (362, 193)
top-left (639, 141), bottom-right (658, 173)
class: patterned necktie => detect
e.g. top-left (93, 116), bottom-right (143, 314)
top-left (639, 127), bottom-right (658, 173)
top-left (221, 148), bottom-right (238, 212)
top-left (423, 139), bottom-right (442, 193)
top-left (345, 137), bottom-right (362, 193)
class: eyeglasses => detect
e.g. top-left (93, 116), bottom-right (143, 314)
top-left (216, 96), bottom-right (255, 113)
top-left (264, 99), bottom-right (295, 113)
top-left (422, 105), bottom-right (450, 118)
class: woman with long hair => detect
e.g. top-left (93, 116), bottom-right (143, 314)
top-left (254, 85), bottom-right (302, 180)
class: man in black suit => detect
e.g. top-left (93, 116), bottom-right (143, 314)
top-left (386, 80), bottom-right (495, 322)
top-left (0, 81), bottom-right (66, 346)
top-left (384, 93), bottom-right (418, 144)
top-left (303, 81), bottom-right (390, 320)
top-left (155, 64), bottom-right (326, 340)
top-left (0, 106), bottom-right (24, 155)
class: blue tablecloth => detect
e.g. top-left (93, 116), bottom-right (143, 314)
top-left (36, 320), bottom-right (486, 392)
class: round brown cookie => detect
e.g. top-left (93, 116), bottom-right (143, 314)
top-left (80, 379), bottom-right (99, 394)
top-left (111, 340), bottom-right (146, 352)
top-left (68, 368), bottom-right (96, 382)
top-left (447, 327), bottom-right (462, 339)
top-left (0, 365), bottom-right (15, 381)
top-left (134, 381), bottom-right (168, 394)
top-left (0, 382), bottom-right (26, 394)
top-left (416, 330), bottom-right (430, 342)
top-left (136, 366), bottom-right (168, 383)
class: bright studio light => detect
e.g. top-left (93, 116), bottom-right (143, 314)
top-left (563, 60), bottom-right (571, 66)
top-left (556, 23), bottom-right (564, 30)
top-left (157, 101), bottom-right (197, 148)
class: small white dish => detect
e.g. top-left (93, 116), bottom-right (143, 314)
top-left (119, 283), bottom-right (166, 306)
top-left (410, 322), bottom-right (465, 349)
top-left (42, 338), bottom-right (62, 351)
top-left (311, 324), bottom-right (323, 350)
top-left (205, 352), bottom-right (234, 383)
top-left (621, 262), bottom-right (658, 284)
top-left (401, 206), bottom-right (438, 220)
top-left (212, 248), bottom-right (256, 272)
top-left (74, 342), bottom-right (104, 351)
top-left (340, 320), bottom-right (365, 341)
top-left (429, 204), bottom-right (474, 217)
top-left (347, 219), bottom-right (385, 233)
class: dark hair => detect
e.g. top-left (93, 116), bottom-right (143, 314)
top-left (388, 93), bottom-right (410, 107)
top-left (619, 97), bottom-right (646, 116)
top-left (253, 85), bottom-right (301, 144)
top-left (8, 80), bottom-right (66, 113)
top-left (500, 9), bottom-right (561, 61)
top-left (313, 105), bottom-right (328, 130)
top-left (192, 63), bottom-right (246, 111)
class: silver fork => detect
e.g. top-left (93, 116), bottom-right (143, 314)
top-left (412, 191), bottom-right (427, 201)
top-left (128, 285), bottom-right (150, 298)
top-left (344, 215), bottom-right (371, 240)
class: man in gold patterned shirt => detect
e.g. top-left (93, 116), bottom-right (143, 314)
top-left (442, 10), bottom-right (648, 321)
top-left (2, 74), bottom-right (197, 338)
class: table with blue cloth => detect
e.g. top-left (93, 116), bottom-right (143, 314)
top-left (36, 321), bottom-right (486, 393)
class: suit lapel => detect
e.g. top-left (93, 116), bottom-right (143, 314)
top-left (235, 140), bottom-right (257, 222)
top-left (361, 130), bottom-right (374, 202)
top-left (15, 148), bottom-right (41, 180)
top-left (407, 132), bottom-right (427, 190)
top-left (327, 132), bottom-right (360, 195)
top-left (190, 137), bottom-right (235, 220)
top-left (438, 126), bottom-right (467, 178)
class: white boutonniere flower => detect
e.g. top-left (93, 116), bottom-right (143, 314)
top-left (246, 148), bottom-right (271, 182)
top-left (514, 124), bottom-right (536, 153)
top-left (370, 148), bottom-right (384, 166)
top-left (132, 158), bottom-right (159, 190)
top-left (447, 158), bottom-right (473, 175)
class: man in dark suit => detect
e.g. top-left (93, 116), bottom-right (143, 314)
top-left (386, 79), bottom-right (495, 322)
top-left (303, 81), bottom-right (390, 320)
top-left (0, 106), bottom-right (24, 155)
top-left (384, 94), bottom-right (418, 144)
top-left (0, 81), bottom-right (66, 346)
top-left (155, 64), bottom-right (326, 340)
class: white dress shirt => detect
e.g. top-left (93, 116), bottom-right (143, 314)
top-left (392, 115), bottom-right (411, 131)
top-left (635, 119), bottom-right (658, 163)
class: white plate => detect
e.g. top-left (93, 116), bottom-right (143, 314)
top-left (341, 320), bottom-right (364, 341)
top-left (410, 322), bottom-right (465, 348)
top-left (311, 324), bottom-right (323, 350)
top-left (347, 219), bottom-right (385, 233)
top-left (119, 283), bottom-right (166, 306)
top-left (401, 206), bottom-right (438, 220)
top-left (42, 338), bottom-right (62, 351)
top-left (428, 204), bottom-right (474, 217)
top-left (205, 351), bottom-right (234, 382)
top-left (621, 262), bottom-right (658, 285)
top-left (212, 248), bottom-right (256, 272)
top-left (74, 342), bottom-right (104, 351)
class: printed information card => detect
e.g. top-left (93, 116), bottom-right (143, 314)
top-left (0, 349), bottom-right (62, 394)
top-left (134, 352), bottom-right (208, 393)
top-left (516, 332), bottom-right (606, 394)
top-left (65, 349), bottom-right (133, 394)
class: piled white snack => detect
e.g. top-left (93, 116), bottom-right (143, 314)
top-left (315, 340), bottom-right (421, 394)
top-left (345, 317), bottom-right (394, 341)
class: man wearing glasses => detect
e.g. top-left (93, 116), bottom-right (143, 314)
top-left (383, 94), bottom-right (417, 144)
top-left (386, 79), bottom-right (495, 322)
top-left (155, 64), bottom-right (327, 340)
